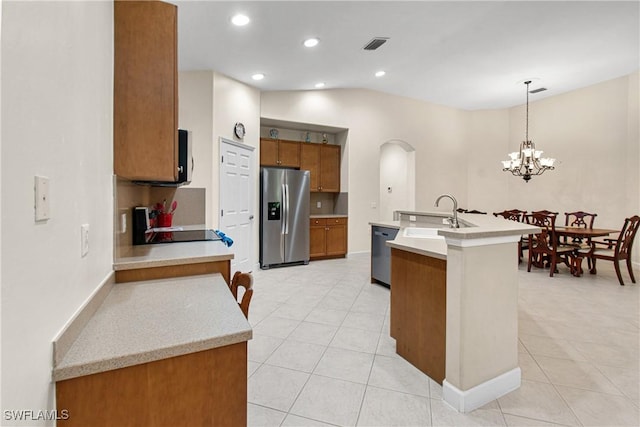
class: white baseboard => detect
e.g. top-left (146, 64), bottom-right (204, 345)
top-left (442, 367), bottom-right (521, 413)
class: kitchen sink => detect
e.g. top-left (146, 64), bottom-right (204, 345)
top-left (402, 227), bottom-right (445, 239)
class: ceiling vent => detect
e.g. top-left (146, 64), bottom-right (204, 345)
top-left (529, 87), bottom-right (547, 94)
top-left (363, 37), bottom-right (389, 51)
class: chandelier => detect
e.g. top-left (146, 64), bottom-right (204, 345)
top-left (502, 80), bottom-right (556, 182)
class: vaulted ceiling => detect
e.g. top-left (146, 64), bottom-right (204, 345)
top-left (175, 1), bottom-right (639, 110)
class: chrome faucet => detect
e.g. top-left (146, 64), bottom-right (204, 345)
top-left (434, 194), bottom-right (459, 228)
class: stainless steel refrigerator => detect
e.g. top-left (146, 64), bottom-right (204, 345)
top-left (260, 168), bottom-right (310, 269)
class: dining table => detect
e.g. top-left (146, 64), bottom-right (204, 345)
top-left (553, 226), bottom-right (620, 276)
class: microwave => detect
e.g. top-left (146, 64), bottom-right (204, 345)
top-left (135, 129), bottom-right (193, 186)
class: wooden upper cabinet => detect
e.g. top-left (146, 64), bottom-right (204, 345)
top-left (300, 143), bottom-right (321, 191)
top-left (319, 144), bottom-right (341, 192)
top-left (114, 0), bottom-right (178, 181)
top-left (278, 140), bottom-right (301, 167)
top-left (259, 138), bottom-right (300, 168)
top-left (300, 144), bottom-right (340, 192)
top-left (259, 138), bottom-right (279, 166)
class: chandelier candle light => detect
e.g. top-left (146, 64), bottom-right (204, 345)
top-left (502, 80), bottom-right (556, 182)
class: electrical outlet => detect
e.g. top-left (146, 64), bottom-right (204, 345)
top-left (81, 224), bottom-right (90, 257)
top-left (120, 213), bottom-right (127, 234)
top-left (34, 176), bottom-right (50, 221)
top-left (316, 201), bottom-right (322, 209)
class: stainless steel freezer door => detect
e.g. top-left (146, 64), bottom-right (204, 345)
top-left (261, 168), bottom-right (286, 266)
top-left (283, 170), bottom-right (310, 263)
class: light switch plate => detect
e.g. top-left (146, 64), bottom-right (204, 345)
top-left (34, 176), bottom-right (50, 221)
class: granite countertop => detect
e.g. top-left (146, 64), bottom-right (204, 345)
top-left (310, 214), bottom-right (348, 219)
top-left (53, 273), bottom-right (252, 382)
top-left (114, 240), bottom-right (234, 271)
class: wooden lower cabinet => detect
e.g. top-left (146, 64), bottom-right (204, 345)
top-left (310, 217), bottom-right (347, 260)
top-left (115, 260), bottom-right (231, 284)
top-left (390, 248), bottom-right (446, 384)
top-left (56, 342), bottom-right (247, 427)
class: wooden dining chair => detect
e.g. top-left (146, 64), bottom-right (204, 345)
top-left (564, 211), bottom-right (598, 268)
top-left (527, 212), bottom-right (580, 277)
top-left (532, 210), bottom-right (559, 216)
top-left (230, 271), bottom-right (254, 319)
top-left (493, 210), bottom-right (528, 262)
top-left (585, 215), bottom-right (640, 286)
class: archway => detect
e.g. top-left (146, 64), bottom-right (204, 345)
top-left (379, 140), bottom-right (416, 221)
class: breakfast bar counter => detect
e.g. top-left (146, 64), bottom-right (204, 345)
top-left (54, 273), bottom-right (251, 426)
top-left (379, 211), bottom-right (538, 413)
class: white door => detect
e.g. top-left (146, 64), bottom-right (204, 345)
top-left (219, 138), bottom-right (255, 273)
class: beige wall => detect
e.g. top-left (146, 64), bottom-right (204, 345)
top-left (1, 1), bottom-right (113, 422)
top-left (261, 89), bottom-right (471, 253)
top-left (262, 73), bottom-right (640, 261)
top-left (179, 71), bottom-right (261, 265)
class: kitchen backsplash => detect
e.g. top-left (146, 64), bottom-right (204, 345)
top-left (114, 177), bottom-right (206, 258)
top-left (310, 192), bottom-right (348, 215)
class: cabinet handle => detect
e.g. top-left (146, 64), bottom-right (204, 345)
top-left (177, 165), bottom-right (184, 173)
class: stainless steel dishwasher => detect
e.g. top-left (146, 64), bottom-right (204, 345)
top-left (371, 225), bottom-right (399, 287)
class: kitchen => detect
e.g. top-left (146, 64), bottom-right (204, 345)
top-left (1, 1), bottom-right (639, 427)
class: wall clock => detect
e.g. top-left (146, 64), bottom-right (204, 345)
top-left (234, 122), bottom-right (246, 139)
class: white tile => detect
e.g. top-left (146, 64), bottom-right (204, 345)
top-left (497, 380), bottom-right (580, 426)
top-left (265, 339), bottom-right (327, 373)
top-left (314, 346), bottom-right (374, 384)
top-left (329, 326), bottom-right (380, 354)
top-left (368, 354), bottom-right (430, 397)
top-left (518, 352), bottom-right (549, 383)
top-left (305, 307), bottom-right (348, 326)
top-left (290, 374), bottom-right (366, 426)
top-left (375, 333), bottom-right (397, 358)
top-left (289, 321), bottom-right (338, 346)
top-left (281, 414), bottom-right (336, 427)
top-left (248, 335), bottom-right (284, 363)
top-left (248, 361), bottom-right (261, 377)
top-left (430, 398), bottom-right (506, 426)
top-left (556, 385), bottom-right (640, 426)
top-left (357, 385), bottom-right (431, 426)
top-left (272, 303), bottom-right (318, 321)
top-left (253, 315), bottom-right (302, 339)
top-left (342, 311), bottom-right (385, 333)
top-left (534, 355), bottom-right (622, 395)
top-left (595, 364), bottom-right (640, 405)
top-left (429, 378), bottom-right (443, 400)
top-left (503, 414), bottom-right (567, 426)
top-left (518, 333), bottom-right (587, 361)
top-left (247, 404), bottom-right (287, 427)
top-left (248, 364), bottom-right (310, 412)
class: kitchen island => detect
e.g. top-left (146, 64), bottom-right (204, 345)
top-left (53, 273), bottom-right (251, 427)
top-left (371, 211), bottom-right (537, 413)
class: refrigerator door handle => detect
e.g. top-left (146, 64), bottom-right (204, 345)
top-left (284, 184), bottom-right (290, 235)
top-left (280, 183), bottom-right (286, 260)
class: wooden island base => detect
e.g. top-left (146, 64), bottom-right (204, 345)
top-left (56, 342), bottom-right (246, 427)
top-left (390, 248), bottom-right (446, 384)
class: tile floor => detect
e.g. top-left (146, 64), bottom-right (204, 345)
top-left (246, 253), bottom-right (639, 426)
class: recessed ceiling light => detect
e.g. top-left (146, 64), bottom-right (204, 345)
top-left (231, 14), bottom-right (250, 26)
top-left (375, 70), bottom-right (386, 77)
top-left (252, 73), bottom-right (265, 81)
top-left (315, 82), bottom-right (325, 89)
top-left (304, 38), bottom-right (320, 48)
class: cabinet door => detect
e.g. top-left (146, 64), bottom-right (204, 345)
top-left (300, 143), bottom-right (321, 192)
top-left (319, 145), bottom-right (341, 192)
top-left (114, 0), bottom-right (178, 181)
top-left (310, 223), bottom-right (327, 258)
top-left (325, 218), bottom-right (347, 256)
top-left (260, 138), bottom-right (279, 166)
top-left (278, 140), bottom-right (301, 168)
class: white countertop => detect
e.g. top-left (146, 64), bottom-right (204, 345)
top-left (310, 214), bottom-right (348, 218)
top-left (370, 212), bottom-right (538, 259)
top-left (53, 273), bottom-right (252, 382)
top-left (114, 240), bottom-right (234, 271)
